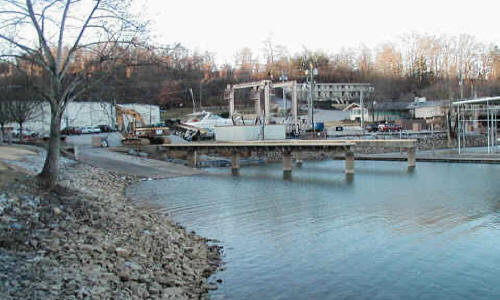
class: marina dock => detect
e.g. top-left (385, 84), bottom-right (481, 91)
top-left (158, 139), bottom-right (417, 176)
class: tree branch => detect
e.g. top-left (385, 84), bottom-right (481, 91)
top-left (60, 0), bottom-right (101, 77)
top-left (0, 33), bottom-right (37, 54)
top-left (56, 0), bottom-right (71, 73)
top-left (25, 0), bottom-right (56, 71)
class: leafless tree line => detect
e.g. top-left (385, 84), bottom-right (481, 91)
top-left (233, 33), bottom-right (500, 100)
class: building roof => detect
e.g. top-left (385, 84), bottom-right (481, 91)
top-left (346, 99), bottom-right (453, 112)
top-left (372, 101), bottom-right (412, 111)
top-left (409, 100), bottom-right (449, 109)
top-left (451, 96), bottom-right (500, 105)
top-left (343, 103), bottom-right (361, 111)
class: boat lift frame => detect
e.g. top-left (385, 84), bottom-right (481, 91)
top-left (452, 96), bottom-right (500, 154)
top-left (225, 80), bottom-right (299, 133)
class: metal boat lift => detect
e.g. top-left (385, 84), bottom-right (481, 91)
top-left (225, 80), bottom-right (299, 134)
top-left (452, 96), bottom-right (500, 154)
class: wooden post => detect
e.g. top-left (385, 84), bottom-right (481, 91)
top-left (283, 151), bottom-right (292, 178)
top-left (231, 151), bottom-right (240, 176)
top-left (408, 147), bottom-right (416, 168)
top-left (345, 150), bottom-right (354, 174)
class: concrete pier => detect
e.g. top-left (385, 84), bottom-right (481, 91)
top-left (231, 151), bottom-right (240, 176)
top-left (295, 152), bottom-right (303, 167)
top-left (187, 150), bottom-right (198, 168)
top-left (408, 147), bottom-right (416, 168)
top-left (74, 145), bottom-right (79, 161)
top-left (283, 151), bottom-right (293, 178)
top-left (345, 151), bottom-right (355, 174)
top-left (159, 139), bottom-right (417, 177)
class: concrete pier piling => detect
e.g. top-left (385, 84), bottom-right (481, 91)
top-left (231, 151), bottom-right (240, 176)
top-left (188, 150), bottom-right (198, 168)
top-left (408, 147), bottom-right (416, 168)
top-left (74, 145), bottom-right (79, 161)
top-left (283, 151), bottom-right (293, 178)
top-left (295, 152), bottom-right (303, 167)
top-left (345, 151), bottom-right (355, 174)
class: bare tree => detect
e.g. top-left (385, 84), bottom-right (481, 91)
top-left (0, 99), bottom-right (12, 139)
top-left (8, 99), bottom-right (40, 142)
top-left (0, 0), bottom-right (147, 188)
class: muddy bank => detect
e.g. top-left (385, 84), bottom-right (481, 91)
top-left (0, 153), bottom-right (221, 299)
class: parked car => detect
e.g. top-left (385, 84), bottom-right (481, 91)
top-left (365, 123), bottom-right (378, 132)
top-left (81, 126), bottom-right (101, 134)
top-left (80, 126), bottom-right (92, 134)
top-left (378, 123), bottom-right (402, 132)
top-left (97, 125), bottom-right (114, 132)
top-left (12, 128), bottom-right (39, 138)
top-left (61, 126), bottom-right (82, 135)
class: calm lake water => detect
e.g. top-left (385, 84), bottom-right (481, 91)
top-left (127, 161), bottom-right (500, 300)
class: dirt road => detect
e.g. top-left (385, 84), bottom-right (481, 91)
top-left (78, 148), bottom-right (199, 178)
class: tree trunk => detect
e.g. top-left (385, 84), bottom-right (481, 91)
top-left (38, 105), bottom-right (62, 189)
top-left (19, 122), bottom-right (23, 143)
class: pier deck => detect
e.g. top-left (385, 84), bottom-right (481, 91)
top-left (158, 139), bottom-right (417, 176)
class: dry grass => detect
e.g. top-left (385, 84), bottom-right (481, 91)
top-left (0, 146), bottom-right (37, 161)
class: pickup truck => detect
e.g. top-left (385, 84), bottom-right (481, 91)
top-left (378, 123), bottom-right (402, 132)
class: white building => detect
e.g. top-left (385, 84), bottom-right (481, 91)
top-left (11, 101), bottom-right (160, 135)
top-left (411, 101), bottom-right (449, 119)
top-left (297, 83), bottom-right (374, 104)
top-left (344, 103), bottom-right (370, 121)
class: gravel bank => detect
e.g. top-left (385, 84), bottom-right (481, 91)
top-left (0, 148), bottom-right (221, 299)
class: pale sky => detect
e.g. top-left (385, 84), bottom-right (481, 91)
top-left (138, 0), bottom-right (500, 65)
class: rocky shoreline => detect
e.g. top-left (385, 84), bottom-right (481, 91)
top-left (0, 153), bottom-right (221, 299)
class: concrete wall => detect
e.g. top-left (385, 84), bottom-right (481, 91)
top-left (215, 125), bottom-right (286, 141)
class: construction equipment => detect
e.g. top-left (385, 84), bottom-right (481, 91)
top-left (115, 105), bottom-right (171, 145)
top-left (115, 105), bottom-right (145, 133)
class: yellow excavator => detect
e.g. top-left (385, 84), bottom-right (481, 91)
top-left (115, 105), bottom-right (171, 145)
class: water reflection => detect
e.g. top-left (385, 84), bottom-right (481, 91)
top-left (127, 161), bottom-right (500, 300)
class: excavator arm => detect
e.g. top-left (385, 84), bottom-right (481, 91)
top-left (115, 105), bottom-right (145, 134)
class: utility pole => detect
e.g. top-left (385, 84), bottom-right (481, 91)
top-left (280, 71), bottom-right (288, 123)
top-left (360, 90), bottom-right (364, 132)
top-left (459, 76), bottom-right (464, 100)
top-left (199, 81), bottom-right (203, 110)
top-left (310, 71), bottom-right (314, 133)
top-left (189, 88), bottom-right (196, 113)
top-left (306, 64), bottom-right (318, 133)
top-left (112, 98), bottom-right (117, 130)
